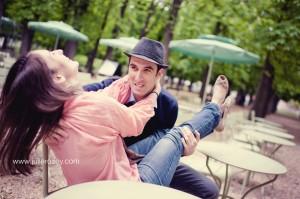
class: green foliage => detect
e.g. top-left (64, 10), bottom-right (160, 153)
top-left (4, 0), bottom-right (300, 102)
top-left (6, 0), bottom-right (62, 22)
top-left (74, 54), bottom-right (103, 71)
top-left (74, 54), bottom-right (88, 68)
top-left (251, 0), bottom-right (300, 101)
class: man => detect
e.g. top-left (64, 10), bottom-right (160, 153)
top-left (84, 37), bottom-right (219, 199)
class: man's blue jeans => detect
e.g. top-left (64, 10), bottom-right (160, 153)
top-left (128, 103), bottom-right (221, 187)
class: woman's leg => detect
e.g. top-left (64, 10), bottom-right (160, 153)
top-left (128, 100), bottom-right (223, 156)
top-left (128, 129), bottom-right (167, 155)
top-left (137, 102), bottom-right (221, 186)
top-left (137, 75), bottom-right (229, 186)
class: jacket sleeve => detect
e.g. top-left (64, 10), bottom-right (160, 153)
top-left (83, 76), bottom-right (120, 91)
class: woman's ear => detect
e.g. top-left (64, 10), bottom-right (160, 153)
top-left (53, 73), bottom-right (66, 85)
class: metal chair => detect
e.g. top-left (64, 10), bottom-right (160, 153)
top-left (42, 143), bottom-right (49, 198)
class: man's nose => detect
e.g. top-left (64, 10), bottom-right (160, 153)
top-left (135, 70), bottom-right (144, 80)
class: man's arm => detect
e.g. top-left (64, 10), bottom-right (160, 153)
top-left (124, 89), bottom-right (179, 145)
top-left (83, 76), bottom-right (120, 91)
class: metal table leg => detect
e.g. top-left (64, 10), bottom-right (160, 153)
top-left (241, 175), bottom-right (278, 199)
top-left (205, 156), bottom-right (232, 199)
top-left (206, 156), bottom-right (221, 188)
top-left (270, 145), bottom-right (282, 156)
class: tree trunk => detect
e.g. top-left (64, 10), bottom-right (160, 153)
top-left (19, 23), bottom-right (34, 56)
top-left (235, 89), bottom-right (246, 106)
top-left (252, 52), bottom-right (275, 117)
top-left (267, 93), bottom-right (280, 114)
top-left (139, 0), bottom-right (156, 38)
top-left (170, 76), bottom-right (175, 88)
top-left (103, 0), bottom-right (129, 60)
top-left (199, 65), bottom-right (209, 98)
top-left (162, 0), bottom-right (184, 62)
top-left (85, 0), bottom-right (113, 74)
top-left (248, 93), bottom-right (254, 106)
top-left (86, 38), bottom-right (100, 74)
top-left (0, 0), bottom-right (6, 17)
top-left (63, 40), bottom-right (77, 59)
top-left (176, 77), bottom-right (183, 91)
top-left (188, 81), bottom-right (193, 92)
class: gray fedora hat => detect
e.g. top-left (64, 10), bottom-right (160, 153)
top-left (124, 37), bottom-right (168, 68)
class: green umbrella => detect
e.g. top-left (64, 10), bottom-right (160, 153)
top-left (169, 35), bottom-right (260, 103)
top-left (199, 34), bottom-right (238, 45)
top-left (100, 37), bottom-right (138, 51)
top-left (0, 17), bottom-right (17, 36)
top-left (28, 21), bottom-right (88, 49)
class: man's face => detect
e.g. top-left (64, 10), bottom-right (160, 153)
top-left (128, 56), bottom-right (163, 101)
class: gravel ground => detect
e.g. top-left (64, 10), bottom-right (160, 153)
top-left (0, 88), bottom-right (299, 199)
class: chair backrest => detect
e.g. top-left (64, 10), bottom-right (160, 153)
top-left (98, 60), bottom-right (119, 76)
top-left (42, 143), bottom-right (49, 198)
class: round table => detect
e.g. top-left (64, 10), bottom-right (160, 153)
top-left (240, 129), bottom-right (296, 147)
top-left (254, 122), bottom-right (288, 133)
top-left (196, 141), bottom-right (287, 199)
top-left (242, 124), bottom-right (293, 139)
top-left (255, 117), bottom-right (282, 128)
top-left (46, 180), bottom-right (199, 199)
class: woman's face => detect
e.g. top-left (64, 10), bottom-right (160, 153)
top-left (32, 49), bottom-right (79, 85)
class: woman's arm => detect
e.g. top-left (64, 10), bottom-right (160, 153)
top-left (102, 92), bottom-right (158, 137)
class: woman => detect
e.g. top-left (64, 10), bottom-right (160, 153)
top-left (0, 50), bottom-right (229, 187)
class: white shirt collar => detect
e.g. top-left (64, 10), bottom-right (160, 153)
top-left (127, 90), bottom-right (136, 103)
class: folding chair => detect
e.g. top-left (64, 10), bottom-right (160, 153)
top-left (42, 143), bottom-right (49, 198)
top-left (98, 60), bottom-right (119, 76)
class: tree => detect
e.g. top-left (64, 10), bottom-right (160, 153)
top-left (85, 0), bottom-right (114, 74)
top-left (61, 0), bottom-right (90, 58)
top-left (251, 0), bottom-right (300, 117)
top-left (162, 0), bottom-right (184, 62)
top-left (0, 0), bottom-right (8, 17)
top-left (6, 0), bottom-right (61, 55)
top-left (139, 0), bottom-right (156, 38)
top-left (103, 0), bottom-right (129, 60)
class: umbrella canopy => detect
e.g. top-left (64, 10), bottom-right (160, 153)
top-left (199, 34), bottom-right (238, 45)
top-left (0, 17), bottom-right (17, 36)
top-left (170, 39), bottom-right (259, 65)
top-left (169, 35), bottom-right (259, 103)
top-left (28, 21), bottom-right (88, 49)
top-left (100, 37), bottom-right (138, 51)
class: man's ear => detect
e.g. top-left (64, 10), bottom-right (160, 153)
top-left (157, 68), bottom-right (165, 78)
top-left (53, 73), bottom-right (66, 84)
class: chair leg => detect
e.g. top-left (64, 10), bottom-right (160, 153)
top-left (42, 143), bottom-right (49, 198)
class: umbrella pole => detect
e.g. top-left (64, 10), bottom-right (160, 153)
top-left (54, 35), bottom-right (59, 49)
top-left (202, 54), bottom-right (214, 104)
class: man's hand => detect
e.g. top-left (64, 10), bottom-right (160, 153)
top-left (181, 127), bottom-right (200, 156)
top-left (44, 128), bottom-right (69, 145)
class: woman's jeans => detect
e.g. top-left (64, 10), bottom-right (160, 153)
top-left (128, 103), bottom-right (221, 186)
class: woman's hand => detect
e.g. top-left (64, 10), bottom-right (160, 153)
top-left (152, 78), bottom-right (161, 95)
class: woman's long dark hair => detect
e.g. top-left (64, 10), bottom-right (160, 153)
top-left (0, 53), bottom-right (73, 175)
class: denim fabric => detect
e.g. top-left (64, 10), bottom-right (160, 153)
top-left (181, 103), bottom-right (221, 139)
top-left (137, 127), bottom-right (183, 186)
top-left (129, 103), bottom-right (221, 188)
top-left (170, 163), bottom-right (219, 199)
